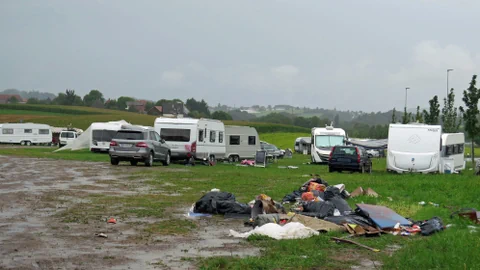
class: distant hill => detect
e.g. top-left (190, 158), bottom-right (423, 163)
top-left (0, 89), bottom-right (56, 100)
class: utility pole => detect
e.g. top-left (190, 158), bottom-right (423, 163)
top-left (405, 87), bottom-right (410, 109)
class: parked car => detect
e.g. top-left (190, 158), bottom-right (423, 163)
top-left (109, 127), bottom-right (171, 167)
top-left (328, 146), bottom-right (372, 173)
top-left (366, 149), bottom-right (380, 158)
top-left (260, 143), bottom-right (282, 158)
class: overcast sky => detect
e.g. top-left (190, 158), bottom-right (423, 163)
top-left (1, 0), bottom-right (480, 111)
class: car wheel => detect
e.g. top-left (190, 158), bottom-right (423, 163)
top-left (162, 152), bottom-right (171, 166)
top-left (130, 161), bottom-right (138, 166)
top-left (145, 152), bottom-right (154, 167)
top-left (110, 158), bottom-right (119, 166)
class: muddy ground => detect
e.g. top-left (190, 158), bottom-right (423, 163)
top-left (0, 156), bottom-right (259, 270)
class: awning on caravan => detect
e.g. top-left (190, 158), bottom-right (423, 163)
top-left (299, 137), bottom-right (311, 144)
top-left (54, 120), bottom-right (130, 152)
top-left (347, 139), bottom-right (388, 150)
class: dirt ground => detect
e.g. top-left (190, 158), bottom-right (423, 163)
top-left (0, 156), bottom-right (259, 270)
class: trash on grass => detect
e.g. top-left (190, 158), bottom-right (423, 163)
top-left (107, 218), bottom-right (117, 224)
top-left (229, 222), bottom-right (319, 240)
top-left (95, 233), bottom-right (108, 238)
top-left (331, 237), bottom-right (380, 252)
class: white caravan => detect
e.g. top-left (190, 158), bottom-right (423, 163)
top-left (225, 125), bottom-right (260, 162)
top-left (0, 123), bottom-right (52, 145)
top-left (387, 123), bottom-right (442, 173)
top-left (441, 133), bottom-right (465, 172)
top-left (295, 137), bottom-right (311, 154)
top-left (311, 124), bottom-right (347, 163)
top-left (154, 117), bottom-right (226, 162)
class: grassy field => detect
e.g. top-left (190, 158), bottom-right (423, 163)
top-left (260, 132), bottom-right (309, 149)
top-left (1, 147), bottom-right (480, 269)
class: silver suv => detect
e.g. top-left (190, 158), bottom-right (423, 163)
top-left (109, 127), bottom-right (171, 167)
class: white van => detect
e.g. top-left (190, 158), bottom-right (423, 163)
top-left (0, 123), bottom-right (52, 145)
top-left (441, 133), bottom-right (465, 172)
top-left (387, 123), bottom-right (442, 173)
top-left (225, 125), bottom-right (260, 162)
top-left (59, 130), bottom-right (80, 147)
top-left (311, 124), bottom-right (347, 163)
top-left (154, 117), bottom-right (226, 162)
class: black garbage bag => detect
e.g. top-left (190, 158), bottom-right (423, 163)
top-left (324, 214), bottom-right (375, 228)
top-left (194, 191), bottom-right (251, 215)
top-left (300, 201), bottom-right (335, 218)
top-left (420, 217), bottom-right (444, 236)
top-left (328, 196), bottom-right (352, 215)
top-left (324, 186), bottom-right (341, 201)
top-left (282, 190), bottom-right (303, 203)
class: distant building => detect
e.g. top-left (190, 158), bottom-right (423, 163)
top-left (148, 106), bottom-right (163, 116)
top-left (0, 94), bottom-right (25, 104)
top-left (126, 100), bottom-right (148, 113)
top-left (162, 101), bottom-right (189, 118)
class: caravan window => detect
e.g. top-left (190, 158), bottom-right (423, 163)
top-left (458, 144), bottom-right (464, 154)
top-left (198, 130), bottom-right (204, 142)
top-left (446, 145), bottom-right (453, 155)
top-left (210, 131), bottom-right (216, 142)
top-left (160, 128), bottom-right (190, 142)
top-left (248, 136), bottom-right (256, 145)
top-left (229, 135), bottom-right (240, 145)
top-left (24, 129), bottom-right (32, 134)
top-left (39, 129), bottom-right (50, 135)
top-left (219, 132), bottom-right (224, 143)
top-left (92, 130), bottom-right (117, 142)
top-left (2, 129), bottom-right (13, 134)
top-left (452, 145), bottom-right (458, 154)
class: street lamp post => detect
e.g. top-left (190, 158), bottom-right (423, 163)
top-left (405, 87), bottom-right (410, 109)
top-left (447, 69), bottom-right (454, 97)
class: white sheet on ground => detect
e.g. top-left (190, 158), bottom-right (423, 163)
top-left (229, 222), bottom-right (319, 240)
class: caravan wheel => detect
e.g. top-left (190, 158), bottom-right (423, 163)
top-left (228, 156), bottom-right (234, 163)
top-left (233, 156), bottom-right (239, 162)
top-left (26, 141), bottom-right (32, 146)
top-left (20, 141), bottom-right (25, 146)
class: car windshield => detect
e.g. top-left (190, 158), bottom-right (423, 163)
top-left (315, 135), bottom-right (344, 148)
top-left (60, 132), bottom-right (75, 138)
top-left (114, 131), bottom-right (145, 140)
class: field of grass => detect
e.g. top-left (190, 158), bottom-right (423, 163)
top-left (1, 147), bottom-right (480, 269)
top-left (260, 132), bottom-right (309, 149)
top-left (0, 109), bottom-right (67, 116)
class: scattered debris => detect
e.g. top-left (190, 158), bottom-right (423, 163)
top-left (451, 208), bottom-right (480, 224)
top-left (350, 187), bottom-right (379, 198)
top-left (107, 218), bottom-right (117, 224)
top-left (230, 222), bottom-right (319, 240)
top-left (95, 233), bottom-right (108, 238)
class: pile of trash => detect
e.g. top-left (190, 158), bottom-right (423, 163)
top-left (189, 174), bottom-right (446, 242)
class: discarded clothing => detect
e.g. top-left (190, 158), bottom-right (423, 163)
top-left (420, 217), bottom-right (444, 236)
top-left (300, 201), bottom-right (335, 218)
top-left (290, 214), bottom-right (346, 232)
top-left (282, 190), bottom-right (303, 203)
top-left (229, 222), bottom-right (319, 240)
top-left (194, 191), bottom-right (251, 215)
top-left (253, 213), bottom-right (290, 227)
top-left (328, 196), bottom-right (352, 215)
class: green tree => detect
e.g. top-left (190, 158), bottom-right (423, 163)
top-left (105, 99), bottom-right (118, 110)
top-left (7, 96), bottom-right (19, 104)
top-left (117, 96), bottom-right (135, 110)
top-left (83, 89), bottom-right (105, 106)
top-left (65, 89), bottom-right (77, 105)
top-left (423, 96), bottom-right (440, 125)
top-left (73, 96), bottom-right (84, 106)
top-left (402, 107), bottom-right (409, 124)
top-left (52, 93), bottom-right (67, 105)
top-left (441, 88), bottom-right (461, 133)
top-left (459, 75), bottom-right (480, 164)
top-left (391, 108), bottom-right (397, 123)
top-left (415, 106), bottom-right (423, 123)
top-left (211, 111), bottom-right (233, 120)
top-left (185, 98), bottom-right (210, 116)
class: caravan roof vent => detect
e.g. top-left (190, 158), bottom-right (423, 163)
top-left (325, 121), bottom-right (334, 130)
